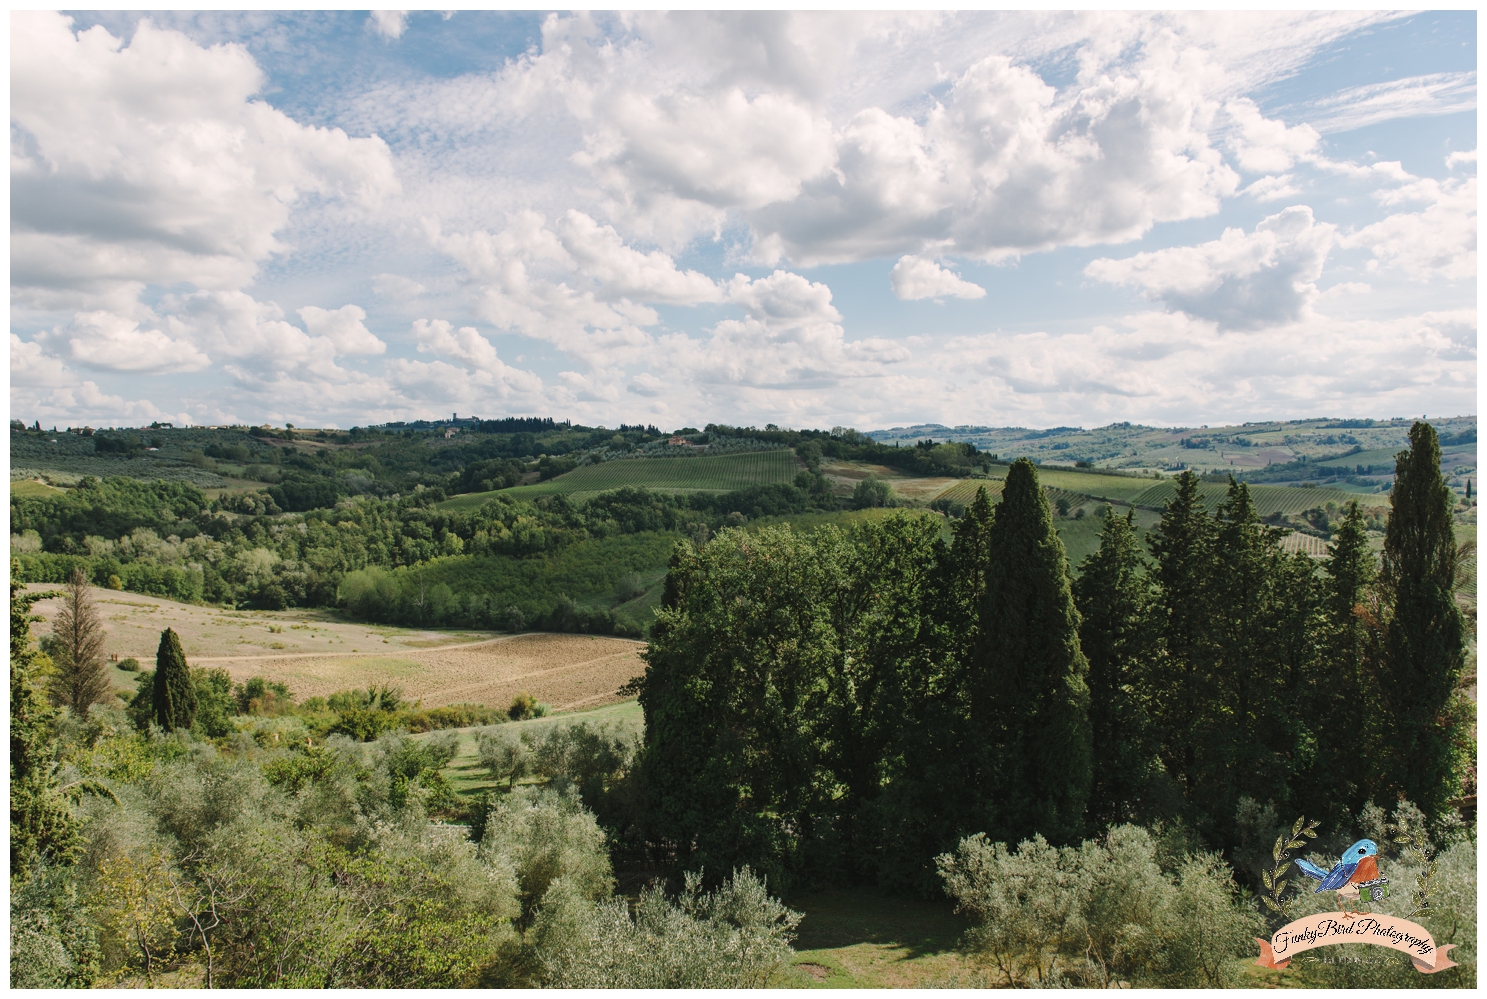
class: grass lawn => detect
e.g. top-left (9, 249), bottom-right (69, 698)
top-left (771, 887), bottom-right (977, 988)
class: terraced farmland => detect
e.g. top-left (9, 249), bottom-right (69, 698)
top-left (1125, 480), bottom-right (1386, 517)
top-left (440, 449), bottom-right (800, 509)
top-left (934, 478), bottom-right (1004, 505)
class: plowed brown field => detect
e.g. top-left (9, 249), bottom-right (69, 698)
top-left (195, 634), bottom-right (645, 712)
top-left (22, 584), bottom-right (645, 712)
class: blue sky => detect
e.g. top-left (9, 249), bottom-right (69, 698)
top-left (10, 10), bottom-right (1476, 430)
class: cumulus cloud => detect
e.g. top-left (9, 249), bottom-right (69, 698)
top-left (436, 211), bottom-right (721, 366)
top-left (937, 306), bottom-right (1475, 427)
top-left (1223, 98), bottom-right (1320, 174)
top-left (1085, 205), bottom-right (1334, 330)
top-left (553, 211), bottom-right (722, 304)
top-left (1341, 176), bottom-right (1476, 281)
top-left (486, 14), bottom-right (1259, 265)
top-left (890, 256), bottom-right (987, 300)
top-left (11, 335), bottom-right (192, 425)
top-left (10, 12), bottom-right (398, 313)
top-left (298, 304), bottom-right (387, 356)
top-left (36, 312), bottom-right (212, 374)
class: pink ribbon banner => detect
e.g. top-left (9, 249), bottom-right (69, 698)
top-left (1255, 912), bottom-right (1458, 974)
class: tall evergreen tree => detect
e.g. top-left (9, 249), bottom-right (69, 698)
top-left (10, 572), bottom-right (81, 872)
top-left (1147, 471), bottom-right (1217, 817)
top-left (1204, 479), bottom-right (1316, 832)
top-left (152, 627), bottom-right (196, 732)
top-left (968, 459), bottom-right (1091, 845)
top-left (1303, 501), bottom-right (1380, 818)
top-left (45, 568), bottom-right (111, 716)
top-left (1376, 422), bottom-right (1467, 816)
top-left (1073, 508), bottom-right (1158, 830)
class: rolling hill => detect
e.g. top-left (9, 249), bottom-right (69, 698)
top-left (439, 449), bottom-right (800, 509)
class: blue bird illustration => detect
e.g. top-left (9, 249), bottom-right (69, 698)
top-left (1296, 839), bottom-right (1382, 916)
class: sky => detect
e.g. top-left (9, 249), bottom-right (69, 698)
top-left (9, 10), bottom-right (1477, 431)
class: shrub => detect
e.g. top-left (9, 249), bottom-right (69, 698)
top-left (937, 825), bottom-right (1262, 988)
top-left (528, 867), bottom-right (801, 987)
top-left (478, 786), bottom-right (614, 925)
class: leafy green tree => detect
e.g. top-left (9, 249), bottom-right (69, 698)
top-left (823, 515), bottom-right (957, 885)
top-left (1376, 422), bottom-right (1468, 817)
top-left (636, 527), bottom-right (837, 886)
top-left (151, 628), bottom-right (196, 732)
top-left (967, 459), bottom-right (1091, 845)
top-left (10, 574), bottom-right (81, 872)
top-left (1073, 509), bottom-right (1159, 829)
top-left (851, 476), bottom-right (892, 509)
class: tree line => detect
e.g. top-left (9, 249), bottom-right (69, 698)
top-left (10, 476), bottom-right (845, 628)
top-left (634, 422), bottom-right (1472, 892)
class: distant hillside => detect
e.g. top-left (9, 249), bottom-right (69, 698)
top-left (867, 416), bottom-right (1476, 499)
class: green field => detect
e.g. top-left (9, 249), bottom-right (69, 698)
top-left (417, 532), bottom-right (681, 618)
top-left (439, 450), bottom-right (800, 510)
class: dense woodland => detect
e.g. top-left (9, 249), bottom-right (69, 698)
top-left (9, 421), bottom-right (1477, 987)
top-left (636, 423), bottom-right (1473, 888)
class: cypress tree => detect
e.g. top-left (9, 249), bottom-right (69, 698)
top-left (1206, 479), bottom-right (1315, 831)
top-left (968, 459), bottom-right (1091, 844)
top-left (152, 627), bottom-right (196, 732)
top-left (1147, 471), bottom-right (1216, 816)
top-left (1073, 507), bottom-right (1158, 830)
top-left (1376, 422), bottom-right (1467, 816)
top-left (1304, 501), bottom-right (1379, 817)
top-left (46, 568), bottom-right (111, 716)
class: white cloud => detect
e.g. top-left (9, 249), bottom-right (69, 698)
top-left (37, 311), bottom-right (212, 373)
top-left (1446, 149), bottom-right (1476, 169)
top-left (1240, 174), bottom-right (1303, 201)
top-left (10, 12), bottom-right (398, 313)
top-left (369, 11), bottom-right (408, 41)
top-left (935, 306), bottom-right (1475, 428)
top-left (11, 336), bottom-right (193, 426)
top-left (298, 304), bottom-right (387, 356)
top-left (1085, 205), bottom-right (1334, 330)
top-left (1286, 71), bottom-right (1477, 134)
top-left (372, 273), bottom-right (428, 303)
top-left (1341, 176), bottom-right (1476, 281)
top-left (890, 256), bottom-right (987, 300)
top-left (553, 211), bottom-right (721, 304)
top-left (1223, 98), bottom-right (1320, 174)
